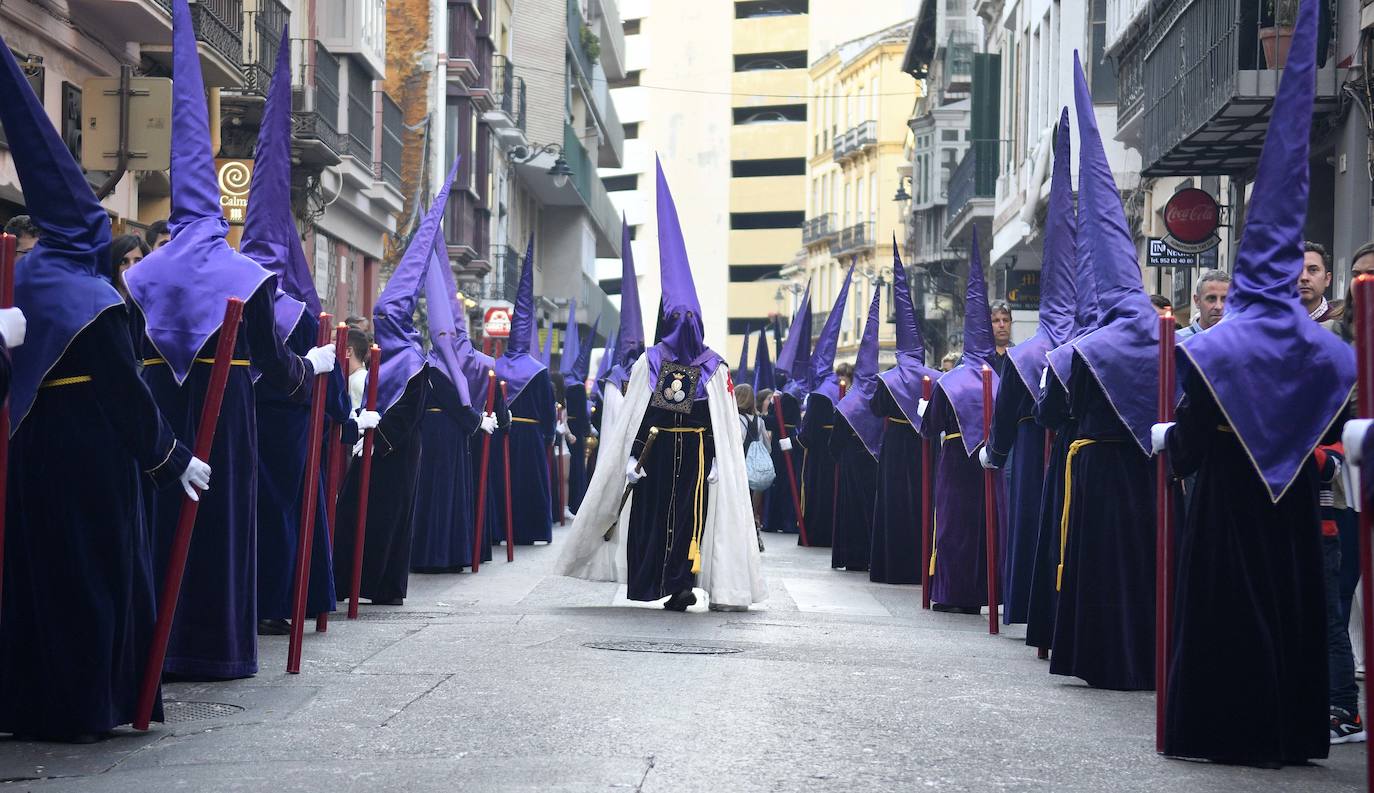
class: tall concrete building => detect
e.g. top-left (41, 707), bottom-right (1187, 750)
top-left (600, 0), bottom-right (918, 369)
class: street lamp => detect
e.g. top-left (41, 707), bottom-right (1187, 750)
top-left (507, 142), bottom-right (573, 189)
top-left (893, 175), bottom-right (912, 203)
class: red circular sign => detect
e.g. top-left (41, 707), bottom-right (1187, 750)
top-left (483, 306), bottom-right (512, 338)
top-left (1163, 188), bottom-right (1220, 245)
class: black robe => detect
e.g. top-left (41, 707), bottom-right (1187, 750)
top-left (1025, 378), bottom-right (1074, 651)
top-left (333, 367), bottom-right (429, 603)
top-left (869, 381), bottom-right (924, 584)
top-left (410, 372), bottom-right (484, 572)
top-left (492, 371), bottom-right (555, 545)
top-left (142, 286), bottom-right (311, 679)
top-left (761, 391), bottom-right (802, 534)
top-left (1049, 358), bottom-right (1155, 691)
top-left (1164, 374), bottom-right (1329, 765)
top-left (987, 371), bottom-right (1046, 624)
top-left (626, 399), bottom-right (716, 601)
top-left (829, 418), bottom-right (876, 571)
top-left (565, 383), bottom-right (592, 513)
top-left (799, 394), bottom-right (838, 547)
top-left (0, 308), bottom-right (188, 737)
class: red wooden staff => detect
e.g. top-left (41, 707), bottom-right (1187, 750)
top-left (315, 322), bottom-right (349, 633)
top-left (134, 297), bottom-right (244, 731)
top-left (920, 375), bottom-right (933, 610)
top-left (471, 370), bottom-right (497, 573)
top-left (501, 380), bottom-right (515, 561)
top-left (981, 365), bottom-right (999, 635)
top-left (1353, 274), bottom-right (1374, 792)
top-left (347, 345), bottom-right (381, 620)
top-left (772, 394), bottom-right (807, 546)
top-left (286, 313), bottom-right (333, 673)
top-left (0, 233), bottom-right (15, 613)
top-left (1154, 309), bottom-right (1177, 751)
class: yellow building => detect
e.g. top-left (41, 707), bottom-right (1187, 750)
top-left (794, 21), bottom-right (920, 367)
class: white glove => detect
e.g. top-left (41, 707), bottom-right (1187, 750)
top-left (179, 456), bottom-right (211, 502)
top-left (625, 457), bottom-right (645, 484)
top-left (0, 307), bottom-right (25, 348)
top-left (556, 421), bottom-right (569, 437)
top-left (304, 344), bottom-right (337, 375)
top-left (1039, 366), bottom-right (1049, 390)
top-left (916, 398), bottom-right (929, 418)
top-left (707, 461), bottom-right (719, 484)
top-left (479, 413), bottom-right (498, 434)
top-left (352, 437), bottom-right (370, 457)
top-left (978, 446), bottom-right (997, 469)
top-left (1150, 422), bottom-right (1175, 456)
top-left (355, 410), bottom-right (381, 431)
top-left (780, 437), bottom-right (793, 452)
top-left (1343, 419), bottom-right (1373, 467)
top-left (591, 425), bottom-right (600, 438)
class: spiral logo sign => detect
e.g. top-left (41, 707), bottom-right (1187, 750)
top-left (216, 159), bottom-right (254, 225)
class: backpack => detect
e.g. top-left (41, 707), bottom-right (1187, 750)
top-left (741, 415), bottom-right (776, 492)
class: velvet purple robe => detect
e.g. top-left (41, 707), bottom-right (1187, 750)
top-left (492, 370), bottom-right (556, 545)
top-left (762, 390), bottom-right (802, 534)
top-left (565, 383), bottom-right (592, 513)
top-left (799, 394), bottom-right (838, 547)
top-left (1025, 377), bottom-right (1074, 651)
top-left (925, 388), bottom-right (993, 609)
top-left (869, 381), bottom-right (923, 585)
top-left (410, 371), bottom-right (485, 571)
top-left (829, 418), bottom-right (876, 571)
top-left (986, 369), bottom-right (1046, 624)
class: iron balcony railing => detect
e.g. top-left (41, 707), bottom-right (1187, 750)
top-left (490, 56), bottom-right (527, 131)
top-left (291, 39), bottom-right (344, 160)
top-left (484, 245), bottom-right (522, 303)
top-left (378, 92), bottom-right (403, 190)
top-left (802, 213), bottom-right (836, 245)
top-left (169, 0), bottom-right (244, 70)
top-left (833, 221), bottom-right (875, 255)
top-left (810, 309), bottom-right (830, 342)
top-left (344, 59), bottom-right (373, 162)
top-left (945, 141), bottom-right (997, 220)
top-left (831, 120), bottom-right (878, 161)
top-left (239, 0), bottom-right (289, 95)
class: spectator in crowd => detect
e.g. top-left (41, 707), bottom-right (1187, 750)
top-left (1176, 269), bottom-right (1231, 341)
top-left (990, 299), bottom-right (1013, 377)
top-left (346, 314), bottom-right (372, 335)
top-left (941, 351), bottom-right (959, 371)
top-left (109, 234), bottom-right (148, 302)
top-left (835, 361), bottom-right (854, 393)
top-left (143, 218), bottom-right (171, 250)
top-left (1301, 240), bottom-right (1340, 321)
top-left (735, 382), bottom-right (768, 532)
top-left (4, 214), bottom-right (38, 257)
top-left (1149, 294), bottom-right (1173, 316)
top-left (345, 327), bottom-right (370, 411)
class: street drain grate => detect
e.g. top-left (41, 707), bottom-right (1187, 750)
top-left (354, 611), bottom-right (450, 622)
top-left (583, 640), bottom-right (743, 655)
top-left (163, 701), bottom-right (245, 723)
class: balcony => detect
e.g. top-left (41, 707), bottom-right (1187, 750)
top-left (290, 39), bottom-right (344, 167)
top-left (942, 30), bottom-right (976, 96)
top-left (236, 0), bottom-right (291, 97)
top-left (1124, 0), bottom-right (1340, 175)
top-left (833, 222), bottom-right (875, 255)
top-left (377, 93), bottom-right (403, 192)
top-left (802, 213), bottom-right (836, 246)
top-left (589, 0), bottom-right (627, 81)
top-left (447, 0), bottom-right (482, 87)
top-left (944, 141), bottom-right (995, 246)
top-left (831, 120), bottom-right (877, 162)
top-left (567, 0), bottom-right (597, 85)
top-left (484, 56), bottom-right (528, 144)
top-left (136, 0), bottom-right (246, 88)
top-left (445, 190), bottom-right (491, 266)
top-left (561, 123), bottom-right (621, 257)
top-left (316, 0), bottom-right (386, 78)
top-left (810, 310), bottom-right (830, 342)
top-left (342, 59), bottom-right (374, 166)
top-left (479, 245), bottom-right (522, 304)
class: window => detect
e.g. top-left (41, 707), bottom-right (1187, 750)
top-left (728, 317), bottom-right (774, 334)
top-left (730, 264), bottom-right (783, 281)
top-left (623, 122), bottom-right (640, 139)
top-left (345, 56), bottom-right (374, 161)
top-left (623, 18), bottom-right (641, 35)
top-left (629, 224), bottom-right (640, 240)
top-left (942, 129), bottom-right (959, 141)
top-left (733, 51), bottom-right (807, 71)
top-left (731, 158), bottom-right (806, 177)
top-left (734, 0), bottom-right (808, 18)
top-left (732, 104), bottom-right (806, 124)
top-left (602, 174), bottom-right (638, 192)
top-left (1088, 0), bottom-right (1119, 102)
top-left (729, 211), bottom-right (805, 230)
top-left (610, 70), bottom-right (642, 89)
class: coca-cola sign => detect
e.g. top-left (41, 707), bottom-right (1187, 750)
top-left (1163, 188), bottom-right (1220, 248)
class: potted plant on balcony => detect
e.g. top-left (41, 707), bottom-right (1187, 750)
top-left (1260, 0), bottom-right (1299, 68)
top-left (580, 25), bottom-right (601, 63)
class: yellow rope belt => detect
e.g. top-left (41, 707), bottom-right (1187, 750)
top-left (143, 357), bottom-right (251, 367)
top-left (1217, 424), bottom-right (1234, 433)
top-left (1057, 439), bottom-right (1122, 591)
top-left (888, 417), bottom-right (912, 425)
top-left (510, 416), bottom-right (539, 424)
top-left (426, 407), bottom-right (442, 413)
top-left (650, 427), bottom-right (708, 574)
top-left (40, 375), bottom-right (93, 389)
top-left (821, 424), bottom-right (834, 430)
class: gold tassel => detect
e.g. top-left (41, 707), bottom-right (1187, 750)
top-left (690, 539), bottom-right (701, 574)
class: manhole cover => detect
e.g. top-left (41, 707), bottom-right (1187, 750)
top-left (583, 640), bottom-right (743, 655)
top-left (163, 701), bottom-right (245, 723)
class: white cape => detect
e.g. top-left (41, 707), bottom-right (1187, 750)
top-left (554, 356), bottom-right (767, 608)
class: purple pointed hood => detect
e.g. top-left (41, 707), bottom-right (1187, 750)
top-left (497, 237), bottom-right (548, 402)
top-left (594, 327), bottom-right (619, 399)
top-left (0, 36), bottom-right (122, 431)
top-left (423, 229), bottom-right (472, 406)
top-left (559, 298), bottom-right (581, 386)
top-left (927, 228), bottom-right (998, 456)
top-left (808, 265), bottom-right (855, 402)
top-left (125, 0), bottom-right (276, 384)
top-left (644, 158), bottom-right (723, 398)
top-left (444, 235), bottom-right (496, 407)
top-left (736, 325), bottom-right (752, 383)
top-left (1178, 0), bottom-right (1353, 501)
top-left (879, 247), bottom-right (941, 425)
top-left (753, 325), bottom-right (775, 392)
top-left (539, 313), bottom-right (554, 365)
top-left (1045, 165), bottom-right (1097, 394)
top-left (776, 282), bottom-right (813, 398)
top-left (616, 216), bottom-right (645, 367)
top-left (574, 314), bottom-right (600, 383)
top-left (1008, 108), bottom-right (1076, 396)
top-left (1068, 51), bottom-right (1159, 454)
top-left (374, 160), bottom-right (460, 412)
top-left (837, 284), bottom-right (885, 458)
top-left (239, 25), bottom-right (313, 341)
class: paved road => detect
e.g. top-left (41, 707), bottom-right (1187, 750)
top-left (0, 525), bottom-right (1362, 792)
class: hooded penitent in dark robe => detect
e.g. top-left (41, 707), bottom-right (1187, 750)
top-left (763, 285), bottom-right (812, 535)
top-left (555, 159), bottom-right (766, 609)
top-left (126, 0), bottom-right (314, 679)
top-left (1163, 0), bottom-right (1351, 764)
top-left (333, 162), bottom-right (461, 602)
top-left (411, 233), bottom-right (487, 572)
top-left (799, 267), bottom-right (854, 548)
top-left (830, 286), bottom-right (883, 572)
top-left (244, 29), bottom-right (347, 623)
top-left (561, 304), bottom-right (599, 514)
top-left (0, 36), bottom-right (191, 737)
top-left (922, 231), bottom-right (1000, 611)
top-left (493, 239), bottom-right (556, 545)
top-left (986, 109), bottom-right (1077, 624)
top-left (1048, 56), bottom-right (1157, 691)
top-left (871, 248), bottom-right (942, 584)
